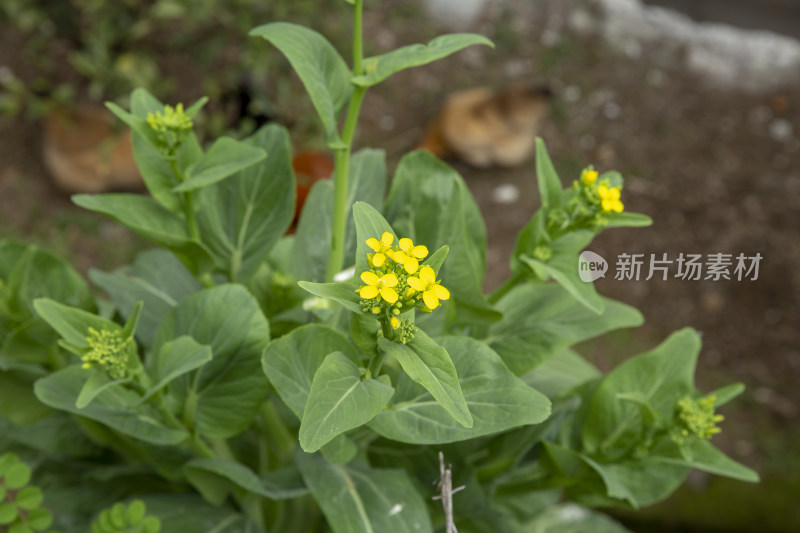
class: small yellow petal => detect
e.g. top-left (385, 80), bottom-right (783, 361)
top-left (422, 290), bottom-right (439, 310)
top-left (608, 188), bottom-right (620, 201)
top-left (366, 238), bottom-right (381, 252)
top-left (390, 316), bottom-right (401, 330)
top-left (372, 253), bottom-right (386, 267)
top-left (380, 232), bottom-right (394, 247)
top-left (432, 284), bottom-right (450, 301)
top-left (380, 287), bottom-right (399, 304)
top-left (598, 185), bottom-right (609, 198)
top-left (612, 201), bottom-right (624, 213)
top-left (407, 277), bottom-right (425, 291)
top-left (381, 273), bottom-right (398, 288)
top-left (404, 258), bottom-right (419, 274)
top-left (419, 266), bottom-right (435, 285)
top-left (360, 285), bottom-right (379, 299)
top-left (399, 238), bottom-right (413, 252)
top-left (390, 250), bottom-right (409, 265)
top-left (361, 271), bottom-right (379, 286)
top-left (412, 245), bottom-right (428, 259)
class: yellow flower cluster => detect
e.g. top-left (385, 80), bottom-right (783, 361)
top-left (82, 327), bottom-right (132, 379)
top-left (579, 166), bottom-right (624, 213)
top-left (598, 185), bottom-right (624, 213)
top-left (672, 395), bottom-right (724, 444)
top-left (146, 103), bottom-right (193, 155)
top-left (359, 232), bottom-right (450, 312)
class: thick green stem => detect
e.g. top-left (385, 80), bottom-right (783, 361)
top-left (352, 0), bottom-right (364, 75)
top-left (168, 159), bottom-right (200, 241)
top-left (325, 0), bottom-right (366, 282)
top-left (368, 348), bottom-right (387, 377)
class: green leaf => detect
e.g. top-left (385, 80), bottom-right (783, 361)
top-left (299, 351), bottom-right (394, 452)
top-left (350, 313), bottom-right (380, 357)
top-left (185, 96), bottom-right (209, 118)
top-left (15, 486), bottom-right (43, 511)
top-left (384, 151), bottom-right (499, 326)
top-left (292, 149), bottom-right (384, 280)
top-left (90, 249), bottom-right (202, 347)
top-left (105, 101), bottom-right (160, 150)
top-left (298, 281), bottom-right (364, 314)
top-left (250, 23), bottom-right (351, 144)
top-left (378, 330), bottom-right (472, 428)
top-left (421, 245), bottom-right (449, 275)
top-left (707, 382), bottom-right (746, 407)
top-left (352, 202), bottom-right (396, 277)
top-left (603, 211), bottom-right (653, 228)
top-left (487, 283), bottom-right (643, 375)
top-left (131, 127), bottom-right (203, 214)
top-left (0, 241), bottom-right (94, 317)
top-left (34, 366), bottom-right (188, 445)
top-left (0, 373), bottom-right (52, 425)
top-left (26, 508), bottom-right (52, 531)
top-left (519, 230), bottom-right (604, 313)
top-left (33, 298), bottom-right (114, 349)
top-left (127, 500), bottom-right (146, 524)
top-left (524, 504), bottom-right (633, 532)
top-left (582, 328), bottom-right (701, 458)
top-left (140, 494), bottom-right (253, 532)
top-left (185, 458), bottom-right (308, 503)
top-left (292, 179), bottom-right (333, 283)
top-left (262, 324), bottom-right (360, 418)
top-left (143, 336), bottom-right (212, 401)
top-left (370, 336), bottom-right (549, 443)
top-left (535, 138), bottom-right (563, 209)
top-left (5, 461), bottom-right (31, 489)
top-left (76, 372), bottom-right (131, 409)
top-left (297, 453), bottom-right (433, 533)
top-left (580, 454), bottom-right (689, 508)
top-left (153, 285), bottom-right (270, 439)
top-left (0, 412), bottom-right (101, 458)
top-left (197, 124), bottom-right (296, 282)
top-left (344, 150), bottom-right (388, 263)
top-left (523, 349), bottom-right (602, 398)
top-left (0, 503), bottom-right (17, 525)
top-left (173, 137), bottom-right (266, 192)
top-left (353, 33), bottom-right (493, 87)
top-left (72, 194), bottom-right (212, 270)
top-left (320, 434), bottom-right (358, 465)
top-left (652, 438), bottom-right (759, 482)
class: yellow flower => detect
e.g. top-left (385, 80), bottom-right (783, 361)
top-left (407, 266), bottom-right (450, 310)
top-left (366, 232), bottom-right (394, 267)
top-left (398, 238), bottom-right (428, 259)
top-left (390, 316), bottom-right (401, 330)
top-left (359, 271), bottom-right (399, 304)
top-left (387, 249), bottom-right (419, 274)
top-left (597, 185), bottom-right (624, 213)
top-left (581, 168), bottom-right (598, 185)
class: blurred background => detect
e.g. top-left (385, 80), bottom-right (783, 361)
top-left (1, 0), bottom-right (798, 531)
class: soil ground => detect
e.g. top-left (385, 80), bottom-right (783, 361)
top-left (1, 0), bottom-right (798, 531)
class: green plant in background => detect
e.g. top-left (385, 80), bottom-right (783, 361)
top-left (90, 501), bottom-right (160, 533)
top-left (0, 453), bottom-right (53, 533)
top-left (0, 0), bottom-right (326, 135)
top-left (0, 0), bottom-right (758, 531)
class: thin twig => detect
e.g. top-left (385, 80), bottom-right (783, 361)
top-left (434, 451), bottom-right (464, 533)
